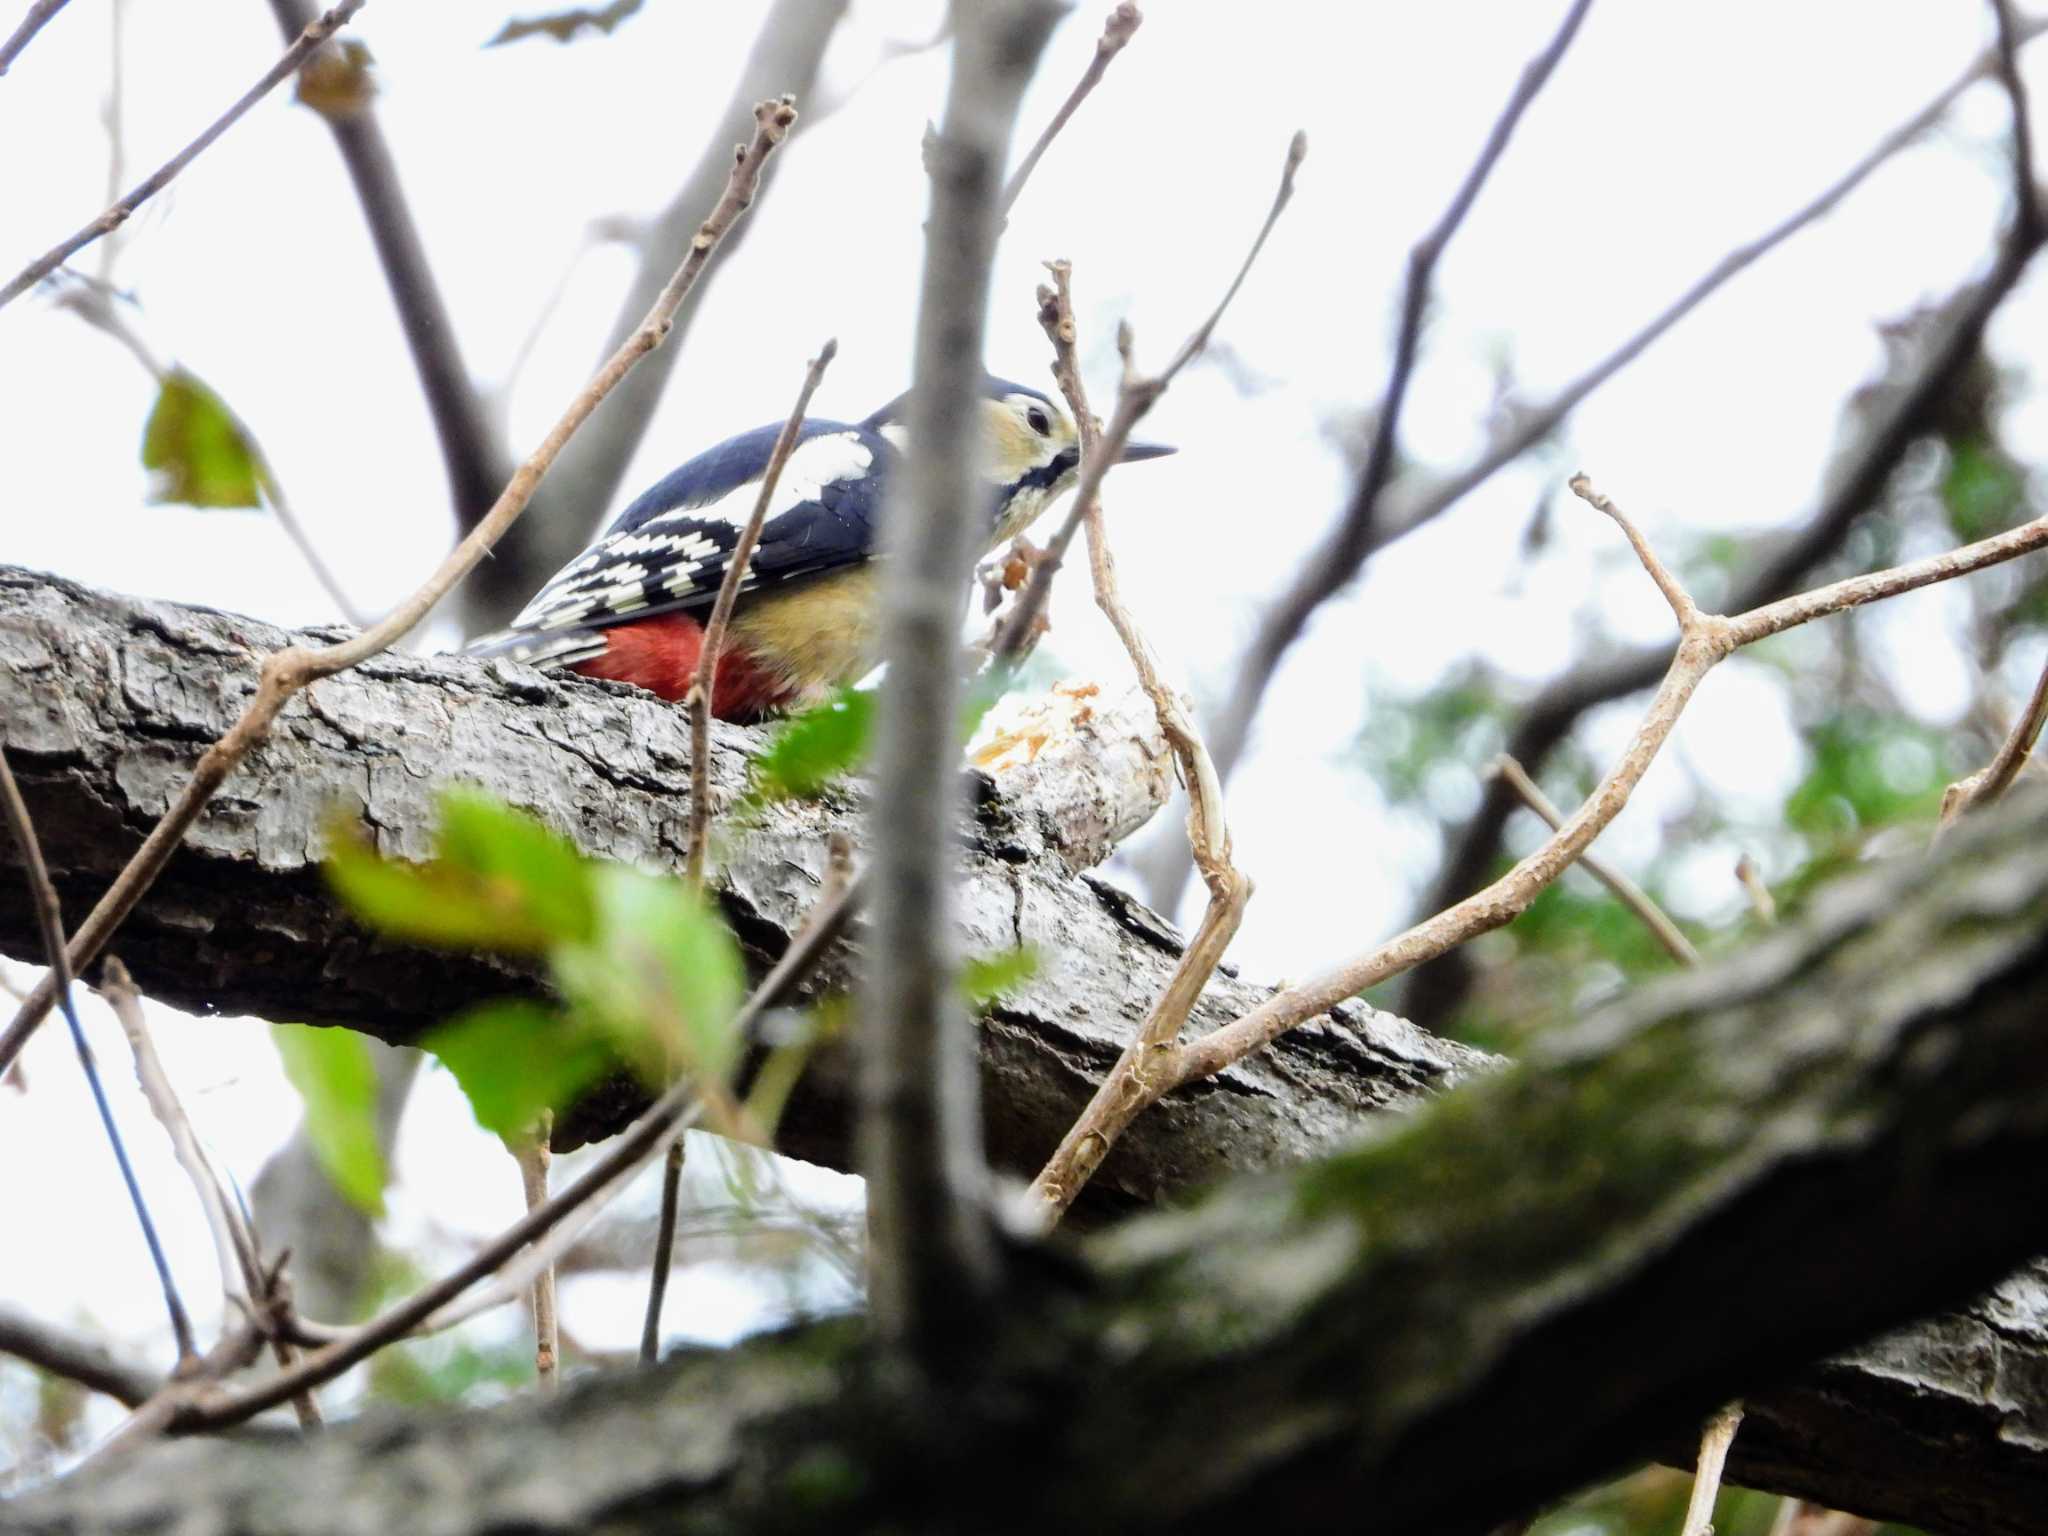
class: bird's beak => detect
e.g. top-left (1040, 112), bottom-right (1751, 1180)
top-left (1117, 440), bottom-right (1175, 463)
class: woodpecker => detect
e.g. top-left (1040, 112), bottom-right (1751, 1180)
top-left (467, 377), bottom-right (1172, 720)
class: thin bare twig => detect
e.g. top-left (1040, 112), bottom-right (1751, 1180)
top-left (1990, 0), bottom-right (2042, 235)
top-left (98, 879), bottom-right (853, 1442)
top-left (0, 96), bottom-right (801, 1078)
top-left (1736, 853), bottom-right (1777, 925)
top-left (0, 1306), bottom-right (156, 1408)
top-left (0, 748), bottom-right (196, 1363)
top-left (99, 957), bottom-right (321, 1427)
top-left (0, 1), bottom-right (369, 311)
top-left (1193, 14), bottom-right (2048, 831)
top-left (514, 1129), bottom-right (558, 1389)
top-left (1938, 645), bottom-right (2048, 833)
top-left (685, 338), bottom-right (839, 890)
top-left (1016, 134), bottom-right (1307, 1220)
top-left (472, 0), bottom-right (849, 628)
top-left (265, 0), bottom-right (508, 540)
top-left (97, 0), bottom-right (127, 283)
top-left (0, 0), bottom-right (72, 77)
top-left (994, 130), bottom-right (1306, 660)
top-left (1040, 478), bottom-right (2048, 1210)
top-left (1000, 2), bottom-right (1142, 214)
top-left (1398, 144), bottom-right (2048, 1030)
top-left (1194, 0), bottom-right (1594, 781)
top-left (1679, 1403), bottom-right (1746, 1536)
top-left (1492, 753), bottom-right (1698, 966)
top-left (639, 1138), bottom-right (686, 1364)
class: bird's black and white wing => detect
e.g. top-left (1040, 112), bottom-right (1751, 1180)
top-left (467, 420), bottom-right (893, 671)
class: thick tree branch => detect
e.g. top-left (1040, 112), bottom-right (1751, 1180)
top-left (11, 791), bottom-right (2048, 1533)
top-left (0, 566), bottom-right (1472, 1208)
top-left (0, 97), bottom-right (798, 1076)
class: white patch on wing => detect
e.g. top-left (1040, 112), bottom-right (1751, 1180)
top-left (642, 431), bottom-right (872, 531)
top-left (876, 422), bottom-right (909, 454)
top-left (502, 432), bottom-right (874, 634)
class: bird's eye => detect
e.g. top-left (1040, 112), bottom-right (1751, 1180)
top-left (1026, 406), bottom-right (1051, 436)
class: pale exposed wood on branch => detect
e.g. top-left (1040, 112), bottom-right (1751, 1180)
top-left (0, 564), bottom-right (1467, 1208)
top-left (0, 96), bottom-right (800, 1078)
top-left (0, 1), bottom-right (369, 310)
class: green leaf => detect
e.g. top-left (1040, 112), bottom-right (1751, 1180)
top-left (272, 1024), bottom-right (387, 1215)
top-left (748, 688), bottom-right (876, 804)
top-left (1941, 437), bottom-right (2025, 543)
top-left (141, 369), bottom-right (262, 509)
top-left (551, 867), bottom-right (746, 1084)
top-left (487, 0), bottom-right (643, 46)
top-left (961, 946), bottom-right (1038, 1008)
top-left (423, 1001), bottom-right (617, 1142)
top-left (435, 789), bottom-right (598, 943)
top-left (325, 791), bottom-right (595, 954)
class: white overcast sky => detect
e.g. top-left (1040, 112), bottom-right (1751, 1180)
top-left (4, 0), bottom-right (2047, 1437)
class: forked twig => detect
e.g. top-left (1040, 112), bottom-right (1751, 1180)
top-left (1043, 475), bottom-right (2048, 1211)
top-left (1016, 133), bottom-right (1304, 1221)
top-left (994, 129), bottom-right (1306, 661)
top-left (0, 1), bottom-right (369, 310)
top-left (0, 1307), bottom-right (155, 1408)
top-left (92, 877), bottom-right (856, 1443)
top-left (101, 957), bottom-right (320, 1425)
top-left (1492, 754), bottom-right (1698, 967)
top-left (1198, 14), bottom-right (2048, 822)
top-left (0, 96), bottom-right (801, 1078)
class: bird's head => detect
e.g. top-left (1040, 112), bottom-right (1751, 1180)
top-left (865, 376), bottom-right (1173, 546)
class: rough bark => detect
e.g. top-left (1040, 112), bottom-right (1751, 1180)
top-left (10, 791), bottom-right (2048, 1534)
top-left (0, 566), bottom-right (1473, 1204)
